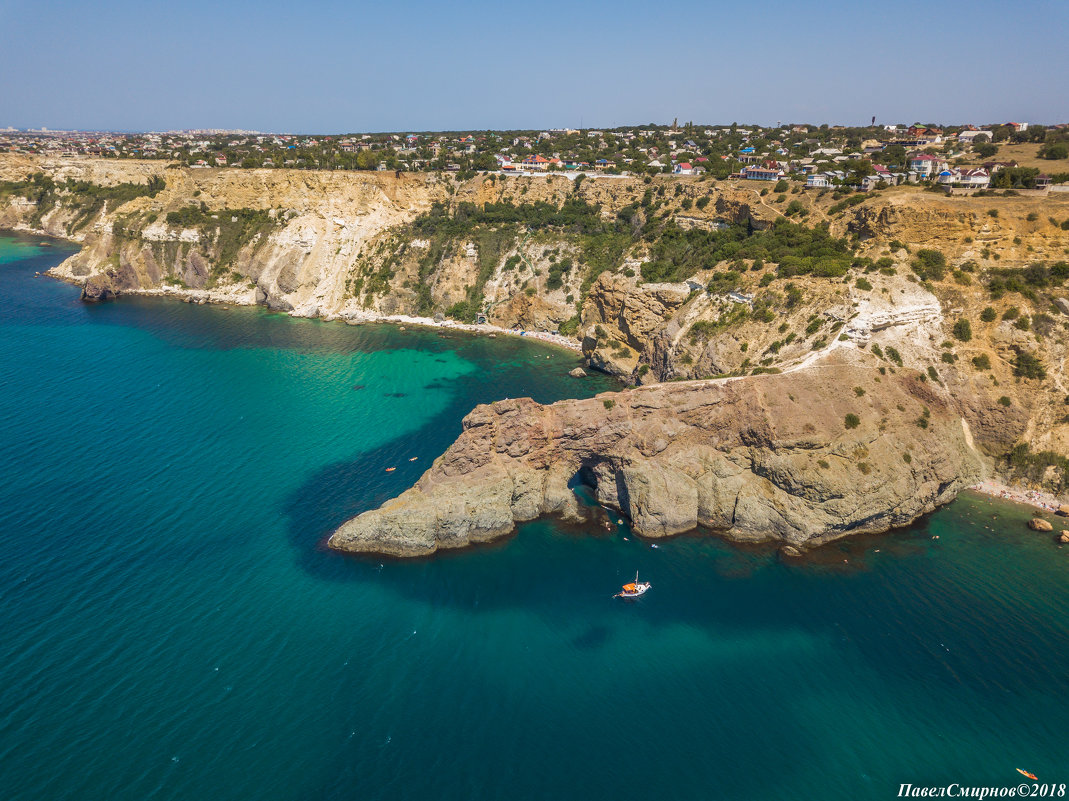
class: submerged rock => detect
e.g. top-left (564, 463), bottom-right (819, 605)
top-left (330, 352), bottom-right (983, 557)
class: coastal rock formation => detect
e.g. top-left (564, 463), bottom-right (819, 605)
top-left (1029, 517), bottom-right (1053, 532)
top-left (330, 353), bottom-right (983, 557)
top-left (4, 155), bottom-right (1069, 498)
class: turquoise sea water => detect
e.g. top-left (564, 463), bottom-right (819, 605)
top-left (2, 233), bottom-right (1068, 801)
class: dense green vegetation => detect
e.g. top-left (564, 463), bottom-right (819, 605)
top-left (0, 173), bottom-right (165, 233)
top-left (827, 194), bottom-right (866, 216)
top-left (412, 199), bottom-right (606, 239)
top-left (911, 249), bottom-right (947, 281)
top-left (405, 199), bottom-right (638, 321)
top-left (1003, 443), bottom-right (1069, 492)
top-left (1012, 348), bottom-right (1046, 380)
top-left (986, 261), bottom-right (1069, 301)
top-left (640, 219), bottom-right (853, 283)
top-left (164, 205), bottom-right (277, 270)
top-left (404, 196), bottom-right (854, 321)
top-left (988, 168), bottom-right (1042, 190)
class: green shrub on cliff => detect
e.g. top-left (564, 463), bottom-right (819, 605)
top-left (558, 316), bottom-right (580, 336)
top-left (1012, 349), bottom-right (1046, 380)
top-left (911, 249), bottom-right (947, 281)
top-left (640, 219), bottom-right (852, 283)
top-left (844, 413), bottom-right (860, 429)
top-left (1004, 443), bottom-right (1069, 492)
top-left (445, 299), bottom-right (479, 322)
top-left (828, 195), bottom-right (866, 216)
top-left (3, 173), bottom-right (165, 233)
top-left (164, 205), bottom-right (276, 268)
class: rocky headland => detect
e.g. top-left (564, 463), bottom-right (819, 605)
top-left (4, 154), bottom-right (1069, 555)
top-left (329, 352), bottom-right (982, 556)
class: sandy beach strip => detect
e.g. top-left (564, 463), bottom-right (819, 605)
top-left (967, 479), bottom-right (1066, 514)
top-left (333, 310), bottom-right (584, 353)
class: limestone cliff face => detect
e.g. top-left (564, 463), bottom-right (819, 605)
top-left (329, 352), bottom-right (982, 557)
top-left (840, 190), bottom-right (1069, 266)
top-left (5, 155), bottom-right (1068, 497)
top-left (0, 157), bottom-right (456, 313)
top-left (0, 155), bottom-right (770, 322)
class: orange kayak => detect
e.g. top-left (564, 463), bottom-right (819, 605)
top-left (1016, 769), bottom-right (1038, 781)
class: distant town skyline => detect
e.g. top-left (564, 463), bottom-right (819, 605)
top-left (3, 0), bottom-right (1067, 133)
top-left (0, 120), bottom-right (1064, 137)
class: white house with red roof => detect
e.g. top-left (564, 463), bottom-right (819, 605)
top-left (673, 162), bottom-right (695, 175)
top-left (936, 167), bottom-right (990, 189)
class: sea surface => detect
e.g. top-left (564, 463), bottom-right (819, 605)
top-left (1, 232), bottom-right (1068, 801)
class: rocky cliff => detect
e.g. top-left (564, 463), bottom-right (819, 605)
top-left (0, 155), bottom-right (768, 320)
top-left (5, 154), bottom-right (1069, 507)
top-left (329, 351), bottom-right (983, 556)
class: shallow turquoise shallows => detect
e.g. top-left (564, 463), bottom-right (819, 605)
top-left (2, 233), bottom-right (1068, 801)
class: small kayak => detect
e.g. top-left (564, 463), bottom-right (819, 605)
top-left (385, 467), bottom-right (396, 472)
top-left (1016, 769), bottom-right (1038, 781)
top-left (409, 457), bottom-right (418, 461)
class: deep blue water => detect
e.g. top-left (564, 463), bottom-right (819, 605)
top-left (2, 233), bottom-right (1068, 800)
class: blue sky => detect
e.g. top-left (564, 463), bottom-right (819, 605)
top-left (2, 0), bottom-right (1067, 132)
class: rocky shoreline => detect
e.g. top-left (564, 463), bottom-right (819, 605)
top-left (7, 155), bottom-right (1069, 559)
top-left (48, 269), bottom-right (586, 354)
top-left (329, 351), bottom-right (984, 557)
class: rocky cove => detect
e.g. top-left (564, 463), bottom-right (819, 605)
top-left (4, 155), bottom-right (1069, 556)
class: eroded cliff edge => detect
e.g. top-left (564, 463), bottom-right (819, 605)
top-left (329, 352), bottom-right (983, 556)
top-left (5, 155), bottom-right (1068, 503)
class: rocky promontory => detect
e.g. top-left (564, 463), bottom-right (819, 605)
top-left (329, 352), bottom-right (983, 556)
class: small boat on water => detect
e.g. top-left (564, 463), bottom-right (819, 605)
top-left (1016, 769), bottom-right (1038, 781)
top-left (615, 572), bottom-right (651, 599)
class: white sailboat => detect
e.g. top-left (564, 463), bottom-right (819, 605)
top-left (615, 571), bottom-right (651, 599)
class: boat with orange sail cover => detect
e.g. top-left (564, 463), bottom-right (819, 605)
top-left (615, 572), bottom-right (651, 599)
